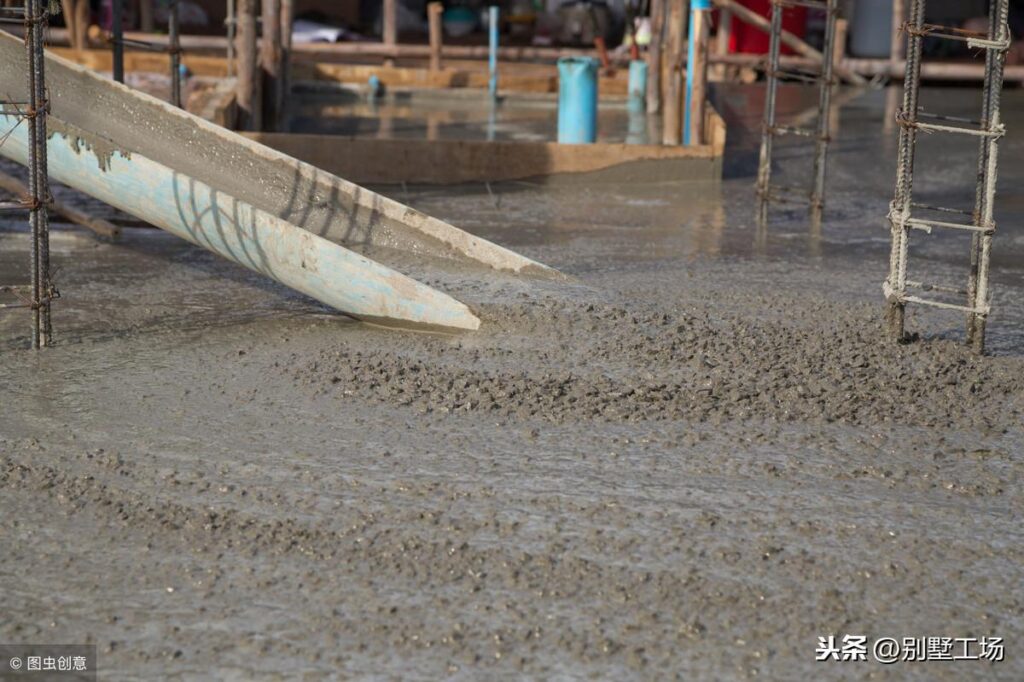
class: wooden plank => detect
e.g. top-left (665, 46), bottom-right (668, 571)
top-left (243, 133), bottom-right (721, 185)
top-left (0, 169), bottom-right (121, 239)
top-left (48, 47), bottom-right (230, 78)
top-left (46, 47), bottom-right (633, 96)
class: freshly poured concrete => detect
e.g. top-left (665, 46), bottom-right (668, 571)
top-left (289, 85), bottom-right (659, 144)
top-left (1, 85), bottom-right (1023, 680)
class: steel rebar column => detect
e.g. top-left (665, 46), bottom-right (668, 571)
top-left (112, 0), bottom-right (124, 82)
top-left (809, 0), bottom-right (839, 222)
top-left (884, 0), bottom-right (925, 343)
top-left (755, 0), bottom-right (783, 225)
top-left (24, 0), bottom-right (52, 347)
top-left (169, 0), bottom-right (181, 107)
top-left (966, 0), bottom-right (1010, 353)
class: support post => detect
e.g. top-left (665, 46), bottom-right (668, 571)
top-left (684, 0), bottom-right (711, 145)
top-left (714, 3), bottom-right (732, 81)
top-left (261, 0), bottom-right (282, 131)
top-left (382, 0), bottom-right (397, 65)
top-left (139, 0), bottom-right (154, 32)
top-left (279, 0), bottom-right (294, 131)
top-left (646, 0), bottom-right (664, 112)
top-left (428, 2), bottom-right (443, 72)
top-left (60, 0), bottom-right (86, 50)
top-left (236, 0), bottom-right (261, 131)
top-left (832, 17), bottom-right (847, 73)
top-left (890, 0), bottom-right (905, 67)
top-left (112, 0), bottom-right (124, 82)
top-left (74, 0), bottom-right (88, 47)
top-left (662, 0), bottom-right (685, 145)
top-left (226, 0), bottom-right (236, 78)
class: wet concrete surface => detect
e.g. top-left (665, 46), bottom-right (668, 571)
top-left (0, 84), bottom-right (1023, 680)
top-left (289, 85), bottom-right (657, 144)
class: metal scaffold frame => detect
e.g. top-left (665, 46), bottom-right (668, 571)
top-left (0, 0), bottom-right (54, 348)
top-left (755, 0), bottom-right (840, 224)
top-left (884, 0), bottom-right (1010, 354)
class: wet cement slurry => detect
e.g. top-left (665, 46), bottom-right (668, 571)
top-left (1, 85), bottom-right (1023, 680)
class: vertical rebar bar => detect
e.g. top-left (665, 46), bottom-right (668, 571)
top-left (967, 0), bottom-right (1009, 354)
top-left (966, 3), bottom-right (998, 346)
top-left (809, 0), bottom-right (838, 222)
top-left (885, 0), bottom-right (925, 342)
top-left (25, 0), bottom-right (51, 348)
top-left (25, 0), bottom-right (39, 348)
top-left (169, 0), bottom-right (181, 108)
top-left (112, 0), bottom-right (124, 82)
top-left (755, 0), bottom-right (782, 225)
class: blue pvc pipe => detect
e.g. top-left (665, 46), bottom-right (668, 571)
top-left (627, 60), bottom-right (648, 113)
top-left (488, 6), bottom-right (499, 99)
top-left (557, 57), bottom-right (599, 144)
top-left (684, 0), bottom-right (712, 145)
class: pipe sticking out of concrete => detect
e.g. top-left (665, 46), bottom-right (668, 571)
top-left (488, 6), bottom-right (499, 99)
top-left (628, 60), bottom-right (648, 113)
top-left (557, 57), bottom-right (599, 144)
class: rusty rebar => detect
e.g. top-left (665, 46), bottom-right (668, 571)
top-left (23, 0), bottom-right (52, 347)
top-left (169, 0), bottom-right (182, 108)
top-left (112, 0), bottom-right (124, 82)
top-left (756, 0), bottom-right (840, 225)
top-left (755, 0), bottom-right (783, 225)
top-left (966, 0), bottom-right (1009, 353)
top-left (885, 0), bottom-right (1008, 353)
top-left (884, 0), bottom-right (925, 343)
top-left (810, 0), bottom-right (839, 222)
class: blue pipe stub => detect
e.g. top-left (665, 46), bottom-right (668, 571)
top-left (488, 6), bottom-right (499, 98)
top-left (557, 57), bottom-right (599, 145)
top-left (627, 60), bottom-right (648, 113)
